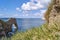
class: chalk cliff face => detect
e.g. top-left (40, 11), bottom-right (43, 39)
top-left (49, 0), bottom-right (60, 26)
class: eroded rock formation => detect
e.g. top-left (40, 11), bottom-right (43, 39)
top-left (49, 0), bottom-right (60, 26)
top-left (0, 18), bottom-right (18, 37)
top-left (44, 0), bottom-right (60, 24)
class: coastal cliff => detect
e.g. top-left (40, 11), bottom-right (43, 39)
top-left (49, 0), bottom-right (60, 25)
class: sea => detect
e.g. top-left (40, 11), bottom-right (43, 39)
top-left (0, 18), bottom-right (45, 32)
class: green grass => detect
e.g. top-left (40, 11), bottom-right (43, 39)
top-left (11, 23), bottom-right (60, 40)
top-left (0, 37), bottom-right (11, 40)
top-left (1, 22), bottom-right (60, 40)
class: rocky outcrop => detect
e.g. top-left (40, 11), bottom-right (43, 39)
top-left (0, 18), bottom-right (18, 37)
top-left (48, 0), bottom-right (60, 26)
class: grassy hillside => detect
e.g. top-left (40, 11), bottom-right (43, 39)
top-left (11, 23), bottom-right (60, 40)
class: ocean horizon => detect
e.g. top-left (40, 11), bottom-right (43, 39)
top-left (0, 18), bottom-right (45, 32)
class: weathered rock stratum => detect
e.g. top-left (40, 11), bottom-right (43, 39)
top-left (47, 0), bottom-right (60, 26)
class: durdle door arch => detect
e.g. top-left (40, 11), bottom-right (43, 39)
top-left (0, 18), bottom-right (18, 37)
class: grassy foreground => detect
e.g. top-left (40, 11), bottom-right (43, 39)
top-left (11, 23), bottom-right (60, 40)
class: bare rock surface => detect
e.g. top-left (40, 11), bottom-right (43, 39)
top-left (49, 0), bottom-right (60, 26)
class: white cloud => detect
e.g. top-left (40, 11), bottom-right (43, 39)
top-left (40, 0), bottom-right (50, 4)
top-left (12, 14), bottom-right (19, 17)
top-left (34, 13), bottom-right (40, 16)
top-left (21, 2), bottom-right (31, 10)
top-left (1, 14), bottom-right (20, 18)
top-left (23, 13), bottom-right (29, 16)
top-left (21, 1), bottom-right (44, 10)
top-left (0, 14), bottom-right (4, 16)
top-left (40, 10), bottom-right (46, 14)
top-left (16, 8), bottom-right (20, 11)
top-left (21, 0), bottom-right (50, 10)
top-left (16, 7), bottom-right (22, 12)
top-left (40, 10), bottom-right (46, 20)
top-left (11, 13), bottom-right (29, 18)
top-left (15, 0), bottom-right (50, 18)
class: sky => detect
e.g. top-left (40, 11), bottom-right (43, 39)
top-left (0, 0), bottom-right (50, 18)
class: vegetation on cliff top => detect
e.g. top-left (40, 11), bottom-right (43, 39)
top-left (11, 22), bottom-right (60, 40)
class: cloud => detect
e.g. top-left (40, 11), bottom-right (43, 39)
top-left (34, 13), bottom-right (40, 16)
top-left (16, 7), bottom-right (22, 12)
top-left (22, 13), bottom-right (29, 16)
top-left (40, 10), bottom-right (46, 19)
top-left (40, 10), bottom-right (46, 14)
top-left (40, 0), bottom-right (50, 4)
top-left (15, 0), bottom-right (50, 18)
top-left (21, 1), bottom-right (44, 10)
top-left (0, 14), bottom-right (20, 18)
top-left (12, 14), bottom-right (19, 17)
top-left (16, 8), bottom-right (20, 11)
top-left (16, 0), bottom-right (50, 11)
top-left (9, 13), bottom-right (29, 18)
top-left (0, 10), bottom-right (46, 18)
top-left (21, 2), bottom-right (31, 10)
top-left (21, 0), bottom-right (50, 10)
top-left (0, 14), bottom-right (4, 16)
